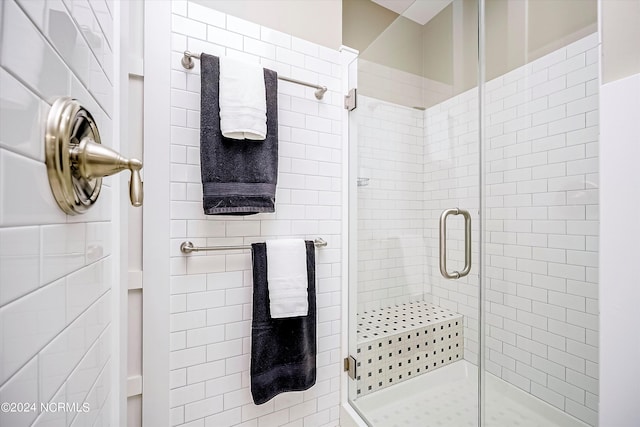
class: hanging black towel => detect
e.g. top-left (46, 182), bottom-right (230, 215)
top-left (199, 54), bottom-right (278, 215)
top-left (250, 241), bottom-right (316, 405)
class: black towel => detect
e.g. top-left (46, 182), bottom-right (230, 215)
top-left (250, 241), bottom-right (317, 405)
top-left (199, 54), bottom-right (278, 215)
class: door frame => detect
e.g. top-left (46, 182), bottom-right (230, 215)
top-left (142, 2), bottom-right (172, 425)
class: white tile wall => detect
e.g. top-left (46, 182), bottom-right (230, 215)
top-left (169, 2), bottom-right (343, 426)
top-left (356, 95), bottom-right (426, 314)
top-left (0, 0), bottom-right (115, 426)
top-left (424, 33), bottom-right (599, 426)
top-left (422, 83), bottom-right (482, 367)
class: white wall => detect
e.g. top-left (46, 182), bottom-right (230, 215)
top-left (167, 2), bottom-right (344, 426)
top-left (599, 73), bottom-right (640, 427)
top-left (0, 0), bottom-right (117, 426)
top-left (598, 1), bottom-right (640, 424)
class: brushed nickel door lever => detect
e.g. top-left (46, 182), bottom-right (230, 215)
top-left (45, 97), bottom-right (143, 214)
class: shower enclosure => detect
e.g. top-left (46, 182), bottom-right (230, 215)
top-left (346, 1), bottom-right (599, 426)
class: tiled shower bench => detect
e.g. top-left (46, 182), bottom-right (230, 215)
top-left (355, 301), bottom-right (464, 396)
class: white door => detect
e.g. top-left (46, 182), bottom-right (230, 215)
top-left (0, 1), bottom-right (125, 426)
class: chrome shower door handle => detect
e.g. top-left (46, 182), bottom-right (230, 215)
top-left (439, 208), bottom-right (472, 279)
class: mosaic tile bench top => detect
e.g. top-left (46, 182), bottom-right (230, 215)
top-left (355, 302), bottom-right (464, 396)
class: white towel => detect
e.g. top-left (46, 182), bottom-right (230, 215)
top-left (266, 239), bottom-right (308, 318)
top-left (219, 57), bottom-right (267, 140)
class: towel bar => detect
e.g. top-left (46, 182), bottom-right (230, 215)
top-left (180, 237), bottom-right (328, 254)
top-left (181, 51), bottom-right (328, 100)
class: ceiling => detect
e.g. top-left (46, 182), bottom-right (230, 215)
top-left (371, 0), bottom-right (453, 25)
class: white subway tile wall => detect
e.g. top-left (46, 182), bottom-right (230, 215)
top-left (423, 83), bottom-right (482, 368)
top-left (0, 0), bottom-right (114, 426)
top-left (356, 95), bottom-right (426, 314)
top-left (356, 90), bottom-right (481, 367)
top-left (169, 2), bottom-right (343, 426)
top-left (425, 33), bottom-right (599, 426)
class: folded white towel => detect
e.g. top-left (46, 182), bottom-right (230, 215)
top-left (219, 57), bottom-right (267, 140)
top-left (266, 239), bottom-right (308, 318)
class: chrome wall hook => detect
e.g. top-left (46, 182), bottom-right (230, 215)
top-left (45, 97), bottom-right (143, 215)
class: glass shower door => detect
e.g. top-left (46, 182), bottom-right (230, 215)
top-left (480, 1), bottom-right (600, 426)
top-left (347, 0), bottom-right (600, 425)
top-left (346, 1), bottom-right (481, 425)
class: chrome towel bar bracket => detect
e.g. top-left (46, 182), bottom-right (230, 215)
top-left (180, 237), bottom-right (328, 254)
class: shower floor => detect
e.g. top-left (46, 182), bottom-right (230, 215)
top-left (353, 360), bottom-right (588, 427)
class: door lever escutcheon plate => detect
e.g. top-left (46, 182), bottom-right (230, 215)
top-left (45, 97), bottom-right (143, 214)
